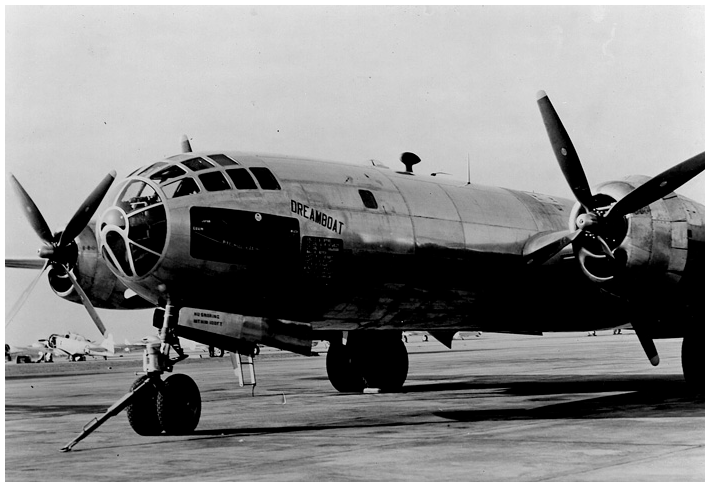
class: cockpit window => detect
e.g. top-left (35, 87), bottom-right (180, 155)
top-left (181, 157), bottom-right (214, 172)
top-left (138, 162), bottom-right (167, 177)
top-left (199, 171), bottom-right (231, 192)
top-left (117, 180), bottom-right (162, 213)
top-left (208, 154), bottom-right (239, 166)
top-left (162, 177), bottom-right (200, 199)
top-left (121, 182), bottom-right (145, 203)
top-left (126, 167), bottom-right (142, 178)
top-left (150, 165), bottom-right (187, 184)
top-left (250, 167), bottom-right (281, 190)
top-left (226, 168), bottom-right (258, 189)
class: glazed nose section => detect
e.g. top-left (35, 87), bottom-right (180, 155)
top-left (99, 193), bottom-right (168, 279)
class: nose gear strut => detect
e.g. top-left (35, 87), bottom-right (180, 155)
top-left (156, 303), bottom-right (188, 369)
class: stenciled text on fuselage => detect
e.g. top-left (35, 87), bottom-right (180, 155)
top-left (290, 200), bottom-right (344, 234)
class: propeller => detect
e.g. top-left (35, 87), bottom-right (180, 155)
top-left (529, 91), bottom-right (704, 367)
top-left (7, 171), bottom-right (117, 336)
top-left (5, 261), bottom-right (49, 328)
top-left (523, 229), bottom-right (581, 266)
top-left (181, 134), bottom-right (192, 153)
top-left (527, 91), bottom-right (705, 267)
top-left (605, 152), bottom-right (705, 221)
top-left (536, 91), bottom-right (594, 212)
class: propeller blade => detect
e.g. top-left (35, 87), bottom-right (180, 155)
top-left (9, 174), bottom-right (55, 245)
top-left (59, 171), bottom-right (117, 248)
top-left (595, 235), bottom-right (615, 260)
top-left (577, 246), bottom-right (615, 282)
top-left (524, 229), bottom-right (582, 265)
top-left (632, 319), bottom-right (660, 366)
top-left (607, 152), bottom-right (705, 220)
top-left (5, 262), bottom-right (49, 328)
top-left (536, 91), bottom-right (595, 211)
top-left (61, 264), bottom-right (108, 337)
top-left (181, 134), bottom-right (193, 153)
top-left (5, 258), bottom-right (46, 269)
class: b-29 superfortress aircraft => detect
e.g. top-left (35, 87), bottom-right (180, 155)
top-left (7, 91), bottom-right (704, 450)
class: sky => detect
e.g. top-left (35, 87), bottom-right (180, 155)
top-left (4, 5), bottom-right (705, 345)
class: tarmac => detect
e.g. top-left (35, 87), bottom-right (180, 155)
top-left (4, 332), bottom-right (704, 481)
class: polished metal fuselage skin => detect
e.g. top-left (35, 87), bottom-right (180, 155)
top-left (97, 151), bottom-right (704, 337)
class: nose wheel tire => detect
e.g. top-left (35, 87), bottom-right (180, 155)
top-left (126, 375), bottom-right (162, 436)
top-left (157, 373), bottom-right (202, 434)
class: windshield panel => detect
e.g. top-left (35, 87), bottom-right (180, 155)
top-left (150, 165), bottom-right (187, 184)
top-left (138, 162), bottom-right (167, 177)
top-left (199, 171), bottom-right (231, 192)
top-left (181, 157), bottom-right (214, 172)
top-left (162, 177), bottom-right (200, 199)
top-left (209, 154), bottom-right (239, 166)
top-left (226, 168), bottom-right (258, 189)
top-left (117, 181), bottom-right (162, 213)
top-left (250, 167), bottom-right (281, 190)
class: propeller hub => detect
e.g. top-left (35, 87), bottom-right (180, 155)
top-left (38, 245), bottom-right (56, 259)
top-left (576, 212), bottom-right (599, 230)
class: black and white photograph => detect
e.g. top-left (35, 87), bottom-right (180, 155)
top-left (5, 5), bottom-right (704, 481)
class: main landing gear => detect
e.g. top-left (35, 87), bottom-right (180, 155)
top-left (61, 304), bottom-right (201, 451)
top-left (681, 328), bottom-right (705, 394)
top-left (326, 331), bottom-right (409, 392)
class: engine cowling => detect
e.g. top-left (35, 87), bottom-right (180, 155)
top-left (568, 175), bottom-right (705, 289)
top-left (48, 225), bottom-right (153, 310)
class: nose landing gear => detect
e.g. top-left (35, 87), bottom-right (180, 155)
top-left (125, 372), bottom-right (203, 437)
top-left (157, 373), bottom-right (202, 435)
top-left (126, 375), bottom-right (162, 436)
top-left (61, 304), bottom-right (201, 451)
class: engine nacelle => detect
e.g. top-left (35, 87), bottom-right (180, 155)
top-left (569, 175), bottom-right (705, 290)
top-left (48, 225), bottom-right (153, 310)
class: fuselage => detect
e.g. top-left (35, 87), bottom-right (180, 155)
top-left (47, 332), bottom-right (93, 357)
top-left (95, 152), bottom-right (703, 335)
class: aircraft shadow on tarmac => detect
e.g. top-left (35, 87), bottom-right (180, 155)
top-left (5, 404), bottom-right (108, 418)
top-left (432, 391), bottom-right (704, 422)
top-left (410, 374), bottom-right (705, 421)
top-left (7, 374), bottom-right (701, 443)
top-left (402, 374), bottom-right (691, 396)
top-left (186, 374), bottom-right (703, 439)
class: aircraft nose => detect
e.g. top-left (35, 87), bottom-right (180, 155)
top-left (98, 180), bottom-right (168, 279)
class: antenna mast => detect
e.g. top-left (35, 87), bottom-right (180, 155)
top-left (466, 153), bottom-right (471, 185)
